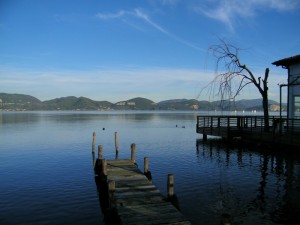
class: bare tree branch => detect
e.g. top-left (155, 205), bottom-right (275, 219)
top-left (205, 39), bottom-right (270, 131)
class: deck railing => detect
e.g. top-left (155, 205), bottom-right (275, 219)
top-left (197, 116), bottom-right (300, 136)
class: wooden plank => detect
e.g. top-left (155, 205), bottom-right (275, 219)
top-left (101, 156), bottom-right (191, 225)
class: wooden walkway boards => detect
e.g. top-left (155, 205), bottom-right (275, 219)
top-left (92, 138), bottom-right (191, 225)
top-left (105, 159), bottom-right (191, 225)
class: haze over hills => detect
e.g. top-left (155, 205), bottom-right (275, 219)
top-left (0, 93), bottom-right (284, 111)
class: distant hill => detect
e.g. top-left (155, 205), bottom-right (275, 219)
top-left (43, 96), bottom-right (111, 110)
top-left (113, 97), bottom-right (156, 110)
top-left (210, 99), bottom-right (280, 111)
top-left (0, 93), bottom-right (44, 110)
top-left (0, 93), bottom-right (284, 111)
top-left (157, 99), bottom-right (210, 110)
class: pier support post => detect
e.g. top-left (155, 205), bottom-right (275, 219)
top-left (144, 157), bottom-right (152, 180)
top-left (144, 157), bottom-right (149, 173)
top-left (131, 143), bottom-right (136, 163)
top-left (167, 174), bottom-right (174, 198)
top-left (115, 132), bottom-right (119, 153)
top-left (102, 159), bottom-right (107, 176)
top-left (98, 145), bottom-right (103, 159)
top-left (92, 132), bottom-right (96, 146)
top-left (92, 151), bottom-right (96, 168)
top-left (203, 133), bottom-right (208, 141)
top-left (108, 180), bottom-right (115, 208)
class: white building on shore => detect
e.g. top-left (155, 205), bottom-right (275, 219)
top-left (273, 55), bottom-right (300, 119)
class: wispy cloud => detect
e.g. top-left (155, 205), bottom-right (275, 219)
top-left (1, 64), bottom-right (285, 101)
top-left (0, 65), bottom-right (212, 101)
top-left (194, 0), bottom-right (300, 31)
top-left (96, 8), bottom-right (203, 51)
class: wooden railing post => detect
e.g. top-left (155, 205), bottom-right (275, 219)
top-left (102, 159), bottom-right (107, 176)
top-left (108, 180), bottom-right (115, 208)
top-left (98, 145), bottom-right (103, 159)
top-left (167, 174), bottom-right (174, 198)
top-left (92, 131), bottom-right (96, 146)
top-left (144, 157), bottom-right (149, 174)
top-left (131, 143), bottom-right (136, 163)
top-left (115, 132), bottom-right (119, 153)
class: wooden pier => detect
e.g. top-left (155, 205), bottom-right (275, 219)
top-left (92, 133), bottom-right (191, 225)
top-left (196, 116), bottom-right (300, 148)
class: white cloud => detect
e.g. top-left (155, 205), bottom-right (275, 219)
top-left (0, 64), bottom-right (286, 102)
top-left (194, 0), bottom-right (300, 31)
top-left (96, 8), bottom-right (203, 51)
top-left (0, 66), bottom-right (212, 102)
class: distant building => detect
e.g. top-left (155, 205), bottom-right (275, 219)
top-left (127, 102), bottom-right (136, 106)
top-left (116, 101), bottom-right (126, 106)
top-left (273, 55), bottom-right (300, 118)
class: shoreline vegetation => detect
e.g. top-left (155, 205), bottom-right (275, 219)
top-left (0, 93), bottom-right (285, 112)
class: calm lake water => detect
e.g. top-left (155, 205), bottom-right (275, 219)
top-left (1, 111), bottom-right (300, 225)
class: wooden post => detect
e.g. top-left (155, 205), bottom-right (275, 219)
top-left (92, 132), bottom-right (96, 146)
top-left (131, 143), bottom-right (136, 162)
top-left (167, 174), bottom-right (174, 198)
top-left (114, 132), bottom-right (119, 153)
top-left (98, 145), bottom-right (103, 159)
top-left (92, 151), bottom-right (96, 168)
top-left (102, 159), bottom-right (107, 176)
top-left (108, 180), bottom-right (115, 191)
top-left (203, 133), bottom-right (207, 141)
top-left (108, 180), bottom-right (115, 208)
top-left (144, 157), bottom-right (149, 173)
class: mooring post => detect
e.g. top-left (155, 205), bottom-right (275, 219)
top-left (102, 159), bottom-right (107, 176)
top-left (92, 151), bottom-right (96, 168)
top-left (167, 174), bottom-right (174, 198)
top-left (131, 143), bottom-right (136, 163)
top-left (108, 180), bottom-right (115, 208)
top-left (144, 157), bottom-right (149, 173)
top-left (98, 145), bottom-right (103, 159)
top-left (114, 132), bottom-right (119, 153)
top-left (92, 132), bottom-right (96, 146)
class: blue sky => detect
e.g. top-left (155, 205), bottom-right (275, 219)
top-left (1, 0), bottom-right (300, 102)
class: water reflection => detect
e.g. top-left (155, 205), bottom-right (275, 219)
top-left (196, 140), bottom-right (300, 224)
top-left (0, 112), bottom-right (42, 124)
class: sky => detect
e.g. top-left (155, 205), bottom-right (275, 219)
top-left (1, 0), bottom-right (300, 103)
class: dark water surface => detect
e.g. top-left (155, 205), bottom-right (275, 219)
top-left (1, 111), bottom-right (300, 225)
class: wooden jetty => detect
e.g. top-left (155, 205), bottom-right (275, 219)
top-left (196, 115), bottom-right (300, 148)
top-left (92, 133), bottom-right (191, 225)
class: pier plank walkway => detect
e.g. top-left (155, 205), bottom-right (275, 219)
top-left (92, 134), bottom-right (191, 225)
top-left (102, 159), bottom-right (191, 225)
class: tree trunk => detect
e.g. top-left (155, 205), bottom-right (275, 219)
top-left (262, 94), bottom-right (269, 132)
top-left (262, 68), bottom-right (270, 132)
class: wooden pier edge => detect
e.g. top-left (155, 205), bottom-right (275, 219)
top-left (92, 132), bottom-right (191, 225)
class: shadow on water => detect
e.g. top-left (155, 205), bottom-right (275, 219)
top-left (196, 139), bottom-right (300, 225)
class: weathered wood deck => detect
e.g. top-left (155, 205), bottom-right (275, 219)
top-left (196, 116), bottom-right (300, 148)
top-left (93, 140), bottom-right (191, 225)
top-left (104, 159), bottom-right (191, 225)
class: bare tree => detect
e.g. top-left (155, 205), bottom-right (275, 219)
top-left (209, 40), bottom-right (270, 131)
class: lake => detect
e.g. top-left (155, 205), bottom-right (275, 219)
top-left (1, 111), bottom-right (300, 225)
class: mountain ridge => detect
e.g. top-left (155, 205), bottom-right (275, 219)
top-left (0, 93), bottom-right (285, 111)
